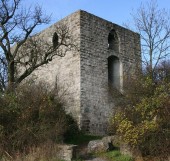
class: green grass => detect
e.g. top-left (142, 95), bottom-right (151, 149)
top-left (65, 133), bottom-right (102, 145)
top-left (65, 133), bottom-right (133, 161)
top-left (73, 150), bottom-right (134, 161)
top-left (97, 150), bottom-right (134, 161)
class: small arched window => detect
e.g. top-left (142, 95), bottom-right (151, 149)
top-left (108, 29), bottom-right (119, 52)
top-left (52, 32), bottom-right (58, 49)
top-left (108, 55), bottom-right (120, 89)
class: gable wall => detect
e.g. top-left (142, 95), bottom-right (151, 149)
top-left (79, 11), bottom-right (140, 134)
top-left (32, 11), bottom-right (82, 124)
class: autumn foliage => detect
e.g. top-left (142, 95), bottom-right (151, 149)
top-left (110, 75), bottom-right (170, 158)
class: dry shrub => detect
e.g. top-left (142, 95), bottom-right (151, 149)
top-left (0, 81), bottom-right (74, 156)
top-left (17, 141), bottom-right (62, 161)
top-left (2, 141), bottom-right (61, 161)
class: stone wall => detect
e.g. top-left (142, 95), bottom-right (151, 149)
top-left (79, 10), bottom-right (140, 134)
top-left (32, 10), bottom-right (141, 135)
top-left (32, 11), bottom-right (82, 125)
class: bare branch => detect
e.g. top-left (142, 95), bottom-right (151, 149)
top-left (14, 23), bottom-right (77, 85)
top-left (0, 0), bottom-right (58, 90)
top-left (132, 0), bottom-right (170, 79)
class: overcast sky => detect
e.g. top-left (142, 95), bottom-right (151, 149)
top-left (23, 0), bottom-right (170, 31)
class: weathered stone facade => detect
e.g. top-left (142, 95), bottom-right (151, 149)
top-left (33, 10), bottom-right (141, 135)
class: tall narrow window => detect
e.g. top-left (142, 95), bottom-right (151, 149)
top-left (108, 55), bottom-right (120, 89)
top-left (52, 32), bottom-right (58, 49)
top-left (108, 29), bottom-right (119, 52)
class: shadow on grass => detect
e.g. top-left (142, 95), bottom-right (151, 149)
top-left (65, 133), bottom-right (102, 145)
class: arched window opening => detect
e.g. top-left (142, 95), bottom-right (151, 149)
top-left (108, 29), bottom-right (119, 52)
top-left (52, 32), bottom-right (58, 49)
top-left (108, 55), bottom-right (120, 89)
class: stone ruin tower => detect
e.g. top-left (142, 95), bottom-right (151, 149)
top-left (33, 10), bottom-right (141, 135)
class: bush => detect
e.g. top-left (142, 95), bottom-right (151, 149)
top-left (0, 81), bottom-right (74, 154)
top-left (64, 114), bottom-right (81, 143)
top-left (1, 141), bottom-right (63, 161)
top-left (110, 76), bottom-right (170, 158)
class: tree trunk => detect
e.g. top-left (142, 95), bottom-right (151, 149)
top-left (7, 61), bottom-right (15, 91)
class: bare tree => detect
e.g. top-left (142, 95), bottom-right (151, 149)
top-left (0, 0), bottom-right (76, 91)
top-left (132, 0), bottom-right (170, 80)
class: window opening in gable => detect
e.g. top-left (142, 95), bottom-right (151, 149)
top-left (108, 55), bottom-right (120, 89)
top-left (52, 32), bottom-right (58, 49)
top-left (108, 29), bottom-right (119, 52)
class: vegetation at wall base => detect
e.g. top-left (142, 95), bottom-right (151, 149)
top-left (109, 74), bottom-right (170, 159)
top-left (0, 81), bottom-right (79, 160)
